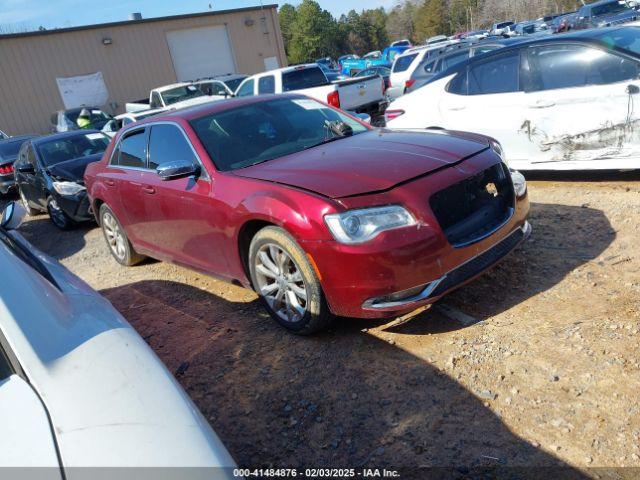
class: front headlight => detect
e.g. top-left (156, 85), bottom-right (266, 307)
top-left (510, 170), bottom-right (527, 197)
top-left (490, 139), bottom-right (508, 166)
top-left (324, 205), bottom-right (417, 244)
top-left (52, 181), bottom-right (86, 196)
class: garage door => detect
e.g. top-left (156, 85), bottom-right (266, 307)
top-left (166, 26), bottom-right (236, 81)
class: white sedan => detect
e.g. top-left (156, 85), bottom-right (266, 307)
top-left (0, 203), bottom-right (237, 477)
top-left (386, 26), bottom-right (640, 171)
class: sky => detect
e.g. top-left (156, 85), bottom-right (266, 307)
top-left (0, 0), bottom-right (398, 30)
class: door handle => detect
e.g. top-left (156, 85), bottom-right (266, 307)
top-left (105, 179), bottom-right (115, 187)
top-left (447, 104), bottom-right (466, 111)
top-left (142, 185), bottom-right (156, 195)
top-left (530, 100), bottom-right (555, 109)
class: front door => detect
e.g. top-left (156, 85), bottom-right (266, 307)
top-left (517, 43), bottom-right (640, 170)
top-left (135, 123), bottom-right (229, 275)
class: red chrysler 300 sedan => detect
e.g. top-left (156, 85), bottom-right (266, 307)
top-left (85, 94), bottom-right (530, 334)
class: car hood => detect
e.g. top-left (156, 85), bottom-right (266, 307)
top-left (233, 129), bottom-right (490, 198)
top-left (47, 153), bottom-right (103, 182)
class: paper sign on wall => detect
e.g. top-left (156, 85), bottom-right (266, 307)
top-left (56, 72), bottom-right (109, 109)
top-left (264, 56), bottom-right (279, 71)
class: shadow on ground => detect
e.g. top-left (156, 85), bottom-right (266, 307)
top-left (101, 278), bottom-right (585, 476)
top-left (369, 202), bottom-right (614, 335)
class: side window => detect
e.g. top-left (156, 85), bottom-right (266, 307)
top-left (15, 144), bottom-right (28, 167)
top-left (447, 69), bottom-right (468, 94)
top-left (118, 129), bottom-right (147, 169)
top-left (440, 51), bottom-right (470, 72)
top-left (0, 345), bottom-right (13, 382)
top-left (423, 59), bottom-right (437, 73)
top-left (468, 51), bottom-right (520, 95)
top-left (150, 92), bottom-right (162, 109)
top-left (525, 44), bottom-right (640, 92)
top-left (258, 76), bottom-right (276, 94)
top-left (148, 124), bottom-right (197, 170)
top-left (473, 45), bottom-right (501, 56)
top-left (236, 79), bottom-right (255, 97)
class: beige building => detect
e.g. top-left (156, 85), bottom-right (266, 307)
top-left (0, 5), bottom-right (286, 135)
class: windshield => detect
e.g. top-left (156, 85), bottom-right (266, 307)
top-left (223, 77), bottom-right (246, 92)
top-left (282, 68), bottom-right (328, 91)
top-left (189, 98), bottom-right (368, 171)
top-left (162, 85), bottom-right (205, 105)
top-left (66, 109), bottom-right (112, 129)
top-left (592, 1), bottom-right (629, 16)
top-left (36, 132), bottom-right (110, 167)
top-left (597, 27), bottom-right (640, 55)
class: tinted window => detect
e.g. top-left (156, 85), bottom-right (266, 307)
top-left (592, 1), bottom-right (628, 16)
top-left (161, 85), bottom-right (204, 105)
top-left (190, 98), bottom-right (367, 172)
top-left (201, 82), bottom-right (227, 96)
top-left (148, 124), bottom-right (197, 170)
top-left (282, 68), bottom-right (328, 91)
top-left (440, 51), bottom-right (470, 72)
top-left (525, 44), bottom-right (640, 92)
top-left (118, 130), bottom-right (147, 168)
top-left (37, 133), bottom-right (110, 167)
top-left (598, 27), bottom-right (640, 56)
top-left (224, 77), bottom-right (245, 92)
top-left (0, 344), bottom-right (12, 382)
top-left (0, 138), bottom-right (32, 161)
top-left (423, 59), bottom-right (437, 73)
top-left (150, 92), bottom-right (162, 108)
top-left (393, 53), bottom-right (418, 73)
top-left (258, 76), bottom-right (276, 94)
top-left (236, 79), bottom-right (255, 97)
top-left (468, 51), bottom-right (520, 95)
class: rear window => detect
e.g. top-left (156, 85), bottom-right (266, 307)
top-left (37, 133), bottom-right (110, 167)
top-left (592, 1), bottom-right (629, 16)
top-left (282, 68), bottom-right (328, 91)
top-left (393, 54), bottom-right (418, 73)
top-left (0, 139), bottom-right (31, 160)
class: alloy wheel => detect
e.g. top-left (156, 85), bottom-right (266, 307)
top-left (254, 243), bottom-right (308, 323)
top-left (102, 211), bottom-right (126, 260)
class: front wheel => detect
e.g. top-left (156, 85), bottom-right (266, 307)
top-left (47, 197), bottom-right (74, 230)
top-left (99, 204), bottom-right (145, 266)
top-left (249, 226), bottom-right (333, 335)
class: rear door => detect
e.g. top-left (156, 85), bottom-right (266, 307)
top-left (135, 123), bottom-right (229, 273)
top-left (518, 43), bottom-right (640, 169)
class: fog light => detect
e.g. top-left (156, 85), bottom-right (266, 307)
top-left (510, 170), bottom-right (527, 197)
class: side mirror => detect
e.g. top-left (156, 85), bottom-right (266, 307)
top-left (17, 164), bottom-right (35, 174)
top-left (1, 202), bottom-right (26, 230)
top-left (156, 160), bottom-right (200, 181)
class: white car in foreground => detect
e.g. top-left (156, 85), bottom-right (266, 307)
top-left (386, 27), bottom-right (640, 171)
top-left (0, 203), bottom-right (236, 477)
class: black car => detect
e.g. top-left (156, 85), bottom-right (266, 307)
top-left (574, 0), bottom-right (638, 30)
top-left (50, 107), bottom-right (113, 133)
top-left (0, 135), bottom-right (37, 196)
top-left (14, 130), bottom-right (110, 229)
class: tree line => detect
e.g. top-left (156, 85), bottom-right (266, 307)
top-left (279, 0), bottom-right (584, 64)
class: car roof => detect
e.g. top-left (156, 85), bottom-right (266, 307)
top-left (0, 134), bottom-right (38, 144)
top-left (127, 94), bottom-right (308, 127)
top-left (427, 26), bottom-right (635, 84)
top-left (32, 129), bottom-right (102, 145)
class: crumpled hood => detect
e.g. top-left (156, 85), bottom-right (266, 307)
top-left (48, 153), bottom-right (102, 183)
top-left (233, 129), bottom-right (490, 198)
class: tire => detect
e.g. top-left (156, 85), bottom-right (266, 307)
top-left (248, 226), bottom-right (333, 335)
top-left (47, 196), bottom-right (74, 230)
top-left (19, 187), bottom-right (39, 216)
top-left (99, 203), bottom-right (145, 266)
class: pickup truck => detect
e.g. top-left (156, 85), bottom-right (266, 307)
top-left (234, 64), bottom-right (387, 119)
top-left (340, 42), bottom-right (412, 77)
top-left (573, 0), bottom-right (638, 29)
top-left (125, 82), bottom-right (224, 113)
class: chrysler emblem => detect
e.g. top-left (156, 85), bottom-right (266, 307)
top-left (486, 182), bottom-right (498, 197)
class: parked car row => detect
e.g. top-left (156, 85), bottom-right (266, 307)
top-left (386, 26), bottom-right (640, 171)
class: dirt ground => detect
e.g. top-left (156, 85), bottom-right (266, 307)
top-left (3, 172), bottom-right (639, 476)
